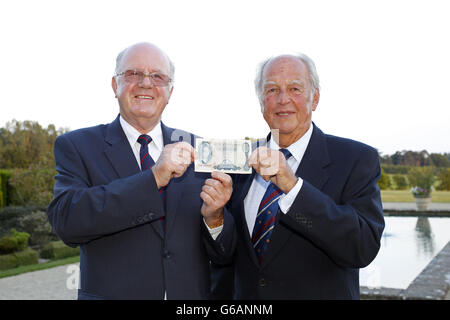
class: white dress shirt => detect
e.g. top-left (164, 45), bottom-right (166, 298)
top-left (244, 124), bottom-right (313, 235)
top-left (120, 116), bottom-right (164, 168)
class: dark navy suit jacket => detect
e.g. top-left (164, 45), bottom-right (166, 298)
top-left (211, 123), bottom-right (384, 299)
top-left (47, 115), bottom-right (235, 300)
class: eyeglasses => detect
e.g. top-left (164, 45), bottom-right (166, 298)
top-left (115, 69), bottom-right (172, 87)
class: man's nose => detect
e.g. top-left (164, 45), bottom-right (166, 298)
top-left (277, 89), bottom-right (290, 105)
top-left (139, 75), bottom-right (154, 88)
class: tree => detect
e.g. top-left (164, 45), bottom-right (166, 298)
top-left (430, 153), bottom-right (450, 167)
top-left (0, 120), bottom-right (68, 169)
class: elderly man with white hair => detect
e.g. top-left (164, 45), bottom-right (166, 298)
top-left (211, 53), bottom-right (385, 299)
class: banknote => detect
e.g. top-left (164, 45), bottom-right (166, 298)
top-left (195, 138), bottom-right (252, 174)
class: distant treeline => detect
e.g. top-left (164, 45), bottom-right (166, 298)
top-left (0, 119), bottom-right (449, 169)
top-left (0, 120), bottom-right (68, 169)
top-left (379, 150), bottom-right (450, 168)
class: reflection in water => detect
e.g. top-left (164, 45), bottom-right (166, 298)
top-left (360, 216), bottom-right (450, 289)
top-left (414, 217), bottom-right (435, 258)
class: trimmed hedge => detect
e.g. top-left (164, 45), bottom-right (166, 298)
top-left (0, 229), bottom-right (30, 254)
top-left (0, 248), bottom-right (38, 270)
top-left (40, 240), bottom-right (80, 260)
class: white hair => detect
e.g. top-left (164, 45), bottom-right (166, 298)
top-left (254, 53), bottom-right (320, 112)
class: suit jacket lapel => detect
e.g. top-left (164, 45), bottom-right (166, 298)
top-left (104, 115), bottom-right (141, 178)
top-left (260, 123), bottom-right (331, 269)
top-left (295, 123), bottom-right (331, 190)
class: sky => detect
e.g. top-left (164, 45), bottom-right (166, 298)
top-left (1, 0), bottom-right (449, 155)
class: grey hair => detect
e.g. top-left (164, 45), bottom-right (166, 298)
top-left (254, 53), bottom-right (320, 112)
top-left (114, 44), bottom-right (175, 86)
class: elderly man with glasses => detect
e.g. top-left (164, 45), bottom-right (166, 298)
top-left (47, 42), bottom-right (235, 300)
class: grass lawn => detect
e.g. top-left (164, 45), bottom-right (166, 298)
top-left (381, 190), bottom-right (450, 203)
top-left (0, 255), bottom-right (80, 279)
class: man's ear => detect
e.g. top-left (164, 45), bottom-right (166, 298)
top-left (312, 90), bottom-right (320, 111)
top-left (112, 76), bottom-right (118, 98)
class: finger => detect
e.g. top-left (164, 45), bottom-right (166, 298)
top-left (204, 178), bottom-right (221, 188)
top-left (177, 152), bottom-right (193, 166)
top-left (172, 164), bottom-right (188, 177)
top-left (250, 147), bottom-right (272, 165)
top-left (170, 142), bottom-right (194, 164)
top-left (210, 171), bottom-right (232, 187)
top-left (202, 184), bottom-right (219, 201)
top-left (193, 149), bottom-right (199, 161)
top-left (260, 163), bottom-right (278, 177)
top-left (259, 157), bottom-right (272, 168)
top-left (200, 191), bottom-right (213, 205)
top-left (177, 141), bottom-right (195, 156)
top-left (249, 147), bottom-right (261, 165)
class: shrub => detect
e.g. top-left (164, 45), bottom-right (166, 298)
top-left (436, 168), bottom-right (450, 191)
top-left (0, 248), bottom-right (39, 270)
top-left (408, 167), bottom-right (435, 188)
top-left (392, 174), bottom-right (408, 190)
top-left (0, 206), bottom-right (57, 248)
top-left (18, 210), bottom-right (57, 246)
top-left (378, 169), bottom-right (391, 190)
top-left (0, 229), bottom-right (30, 254)
top-left (40, 240), bottom-right (80, 260)
top-left (408, 167), bottom-right (435, 197)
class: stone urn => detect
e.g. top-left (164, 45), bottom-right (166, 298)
top-left (414, 196), bottom-right (431, 211)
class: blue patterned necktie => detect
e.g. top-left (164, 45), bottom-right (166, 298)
top-left (137, 134), bottom-right (166, 222)
top-left (251, 148), bottom-right (292, 264)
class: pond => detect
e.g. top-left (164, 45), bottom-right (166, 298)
top-left (359, 216), bottom-right (450, 289)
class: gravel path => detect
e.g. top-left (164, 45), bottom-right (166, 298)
top-left (0, 263), bottom-right (79, 300)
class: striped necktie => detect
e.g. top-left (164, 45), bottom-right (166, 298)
top-left (137, 134), bottom-right (166, 221)
top-left (251, 148), bottom-right (292, 264)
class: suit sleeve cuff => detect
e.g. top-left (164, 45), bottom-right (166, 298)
top-left (278, 177), bottom-right (303, 214)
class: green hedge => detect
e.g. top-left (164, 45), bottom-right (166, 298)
top-left (0, 248), bottom-right (38, 270)
top-left (381, 164), bottom-right (412, 175)
top-left (0, 229), bottom-right (30, 254)
top-left (0, 169), bottom-right (13, 209)
top-left (40, 240), bottom-right (80, 260)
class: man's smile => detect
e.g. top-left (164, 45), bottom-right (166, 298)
top-left (275, 111), bottom-right (295, 117)
top-left (135, 95), bottom-right (154, 100)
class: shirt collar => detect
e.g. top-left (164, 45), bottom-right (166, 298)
top-left (268, 123), bottom-right (314, 163)
top-left (119, 115), bottom-right (164, 151)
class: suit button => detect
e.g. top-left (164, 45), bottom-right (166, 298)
top-left (259, 278), bottom-right (267, 287)
top-left (162, 250), bottom-right (171, 259)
